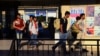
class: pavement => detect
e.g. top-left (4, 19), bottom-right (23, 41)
top-left (0, 40), bottom-right (100, 56)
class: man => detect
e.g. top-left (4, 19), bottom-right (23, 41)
top-left (25, 15), bottom-right (34, 39)
top-left (68, 16), bottom-right (81, 50)
top-left (29, 16), bottom-right (39, 47)
top-left (13, 13), bottom-right (25, 48)
top-left (52, 11), bottom-right (70, 56)
top-left (75, 13), bottom-right (88, 52)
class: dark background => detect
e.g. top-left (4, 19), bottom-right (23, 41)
top-left (0, 0), bottom-right (99, 39)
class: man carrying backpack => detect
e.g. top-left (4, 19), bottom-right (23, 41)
top-left (70, 13), bottom-right (88, 52)
top-left (52, 11), bottom-right (70, 56)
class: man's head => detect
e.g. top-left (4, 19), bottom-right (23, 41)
top-left (29, 15), bottom-right (34, 21)
top-left (76, 16), bottom-right (81, 21)
top-left (64, 11), bottom-right (70, 19)
top-left (80, 13), bottom-right (85, 20)
top-left (33, 17), bottom-right (37, 22)
top-left (17, 13), bottom-right (21, 19)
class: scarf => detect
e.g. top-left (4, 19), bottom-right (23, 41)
top-left (34, 21), bottom-right (37, 29)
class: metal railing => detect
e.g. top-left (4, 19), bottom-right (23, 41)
top-left (9, 39), bottom-right (100, 56)
top-left (8, 40), bottom-right (16, 56)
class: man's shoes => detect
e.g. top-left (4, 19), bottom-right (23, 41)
top-left (18, 45), bottom-right (22, 49)
top-left (52, 47), bottom-right (55, 56)
top-left (66, 51), bottom-right (70, 54)
top-left (69, 48), bottom-right (74, 52)
top-left (52, 47), bottom-right (55, 52)
top-left (38, 42), bottom-right (42, 45)
top-left (36, 42), bottom-right (43, 48)
top-left (81, 48), bottom-right (89, 52)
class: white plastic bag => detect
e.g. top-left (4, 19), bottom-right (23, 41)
top-left (67, 29), bottom-right (73, 39)
top-left (55, 32), bottom-right (60, 43)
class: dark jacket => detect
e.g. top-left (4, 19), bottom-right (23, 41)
top-left (25, 20), bottom-right (30, 32)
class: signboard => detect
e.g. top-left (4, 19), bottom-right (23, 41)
top-left (36, 10), bottom-right (46, 16)
top-left (70, 7), bottom-right (85, 25)
top-left (94, 7), bottom-right (100, 36)
top-left (86, 6), bottom-right (94, 36)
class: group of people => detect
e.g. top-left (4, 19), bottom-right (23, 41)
top-left (13, 11), bottom-right (88, 55)
top-left (52, 11), bottom-right (88, 56)
top-left (13, 13), bottom-right (39, 48)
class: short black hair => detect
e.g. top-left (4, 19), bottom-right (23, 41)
top-left (17, 13), bottom-right (21, 16)
top-left (65, 11), bottom-right (70, 15)
top-left (80, 13), bottom-right (85, 18)
top-left (76, 16), bottom-right (80, 21)
top-left (29, 15), bottom-right (36, 19)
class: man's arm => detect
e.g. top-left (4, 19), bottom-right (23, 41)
top-left (29, 22), bottom-right (32, 35)
top-left (60, 19), bottom-right (63, 33)
top-left (13, 21), bottom-right (20, 30)
top-left (21, 21), bottom-right (25, 30)
top-left (75, 24), bottom-right (82, 31)
top-left (75, 21), bottom-right (82, 31)
top-left (60, 24), bottom-right (63, 33)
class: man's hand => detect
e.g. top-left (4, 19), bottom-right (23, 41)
top-left (79, 28), bottom-right (82, 31)
top-left (30, 31), bottom-right (32, 35)
top-left (61, 31), bottom-right (63, 33)
top-left (37, 32), bottom-right (38, 35)
top-left (24, 30), bottom-right (26, 33)
top-left (60, 24), bottom-right (63, 33)
top-left (15, 27), bottom-right (21, 30)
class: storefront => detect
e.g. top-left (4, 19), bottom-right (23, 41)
top-left (18, 6), bottom-right (58, 23)
top-left (18, 6), bottom-right (59, 39)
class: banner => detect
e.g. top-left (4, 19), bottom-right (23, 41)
top-left (94, 7), bottom-right (100, 36)
top-left (86, 6), bottom-right (94, 36)
top-left (70, 7), bottom-right (85, 25)
top-left (86, 6), bottom-right (94, 17)
top-left (85, 20), bottom-right (94, 36)
top-left (36, 10), bottom-right (46, 16)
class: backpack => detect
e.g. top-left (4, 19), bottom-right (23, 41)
top-left (71, 22), bottom-right (80, 33)
top-left (25, 20), bottom-right (30, 31)
top-left (54, 18), bottom-right (60, 30)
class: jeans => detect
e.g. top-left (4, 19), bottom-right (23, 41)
top-left (16, 30), bottom-right (23, 39)
top-left (16, 30), bottom-right (23, 48)
top-left (52, 32), bottom-right (68, 56)
top-left (59, 32), bottom-right (68, 42)
top-left (29, 34), bottom-right (38, 45)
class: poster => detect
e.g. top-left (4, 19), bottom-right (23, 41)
top-left (94, 30), bottom-right (100, 36)
top-left (94, 7), bottom-right (100, 26)
top-left (94, 26), bottom-right (100, 36)
top-left (85, 21), bottom-right (94, 36)
top-left (94, 7), bottom-right (100, 36)
top-left (86, 17), bottom-right (94, 22)
top-left (70, 7), bottom-right (85, 25)
top-left (86, 6), bottom-right (94, 36)
top-left (61, 5), bottom-right (100, 37)
top-left (86, 6), bottom-right (94, 17)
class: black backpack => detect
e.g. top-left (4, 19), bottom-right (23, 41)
top-left (25, 20), bottom-right (30, 32)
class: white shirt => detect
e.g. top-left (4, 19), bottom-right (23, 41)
top-left (76, 19), bottom-right (84, 32)
top-left (76, 19), bottom-right (85, 39)
top-left (29, 21), bottom-right (38, 35)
